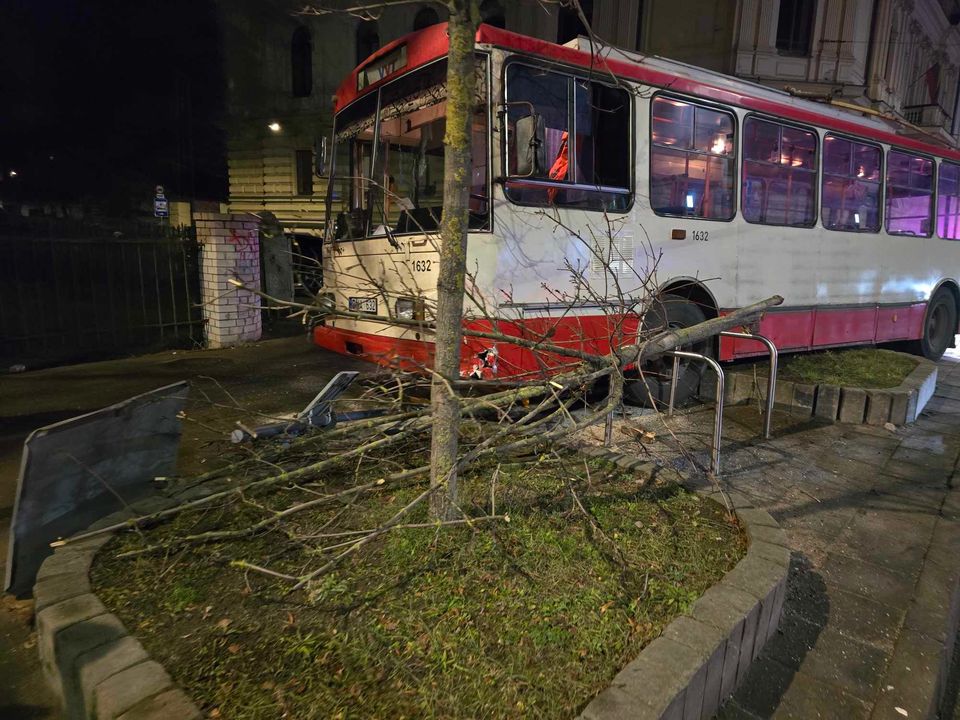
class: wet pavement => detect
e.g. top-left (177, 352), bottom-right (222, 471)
top-left (579, 351), bottom-right (960, 719)
top-left (0, 336), bottom-right (371, 719)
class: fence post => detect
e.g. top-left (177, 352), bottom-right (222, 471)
top-left (194, 212), bottom-right (262, 349)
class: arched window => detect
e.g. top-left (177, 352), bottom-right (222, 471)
top-left (413, 7), bottom-right (440, 31)
top-left (480, 0), bottom-right (505, 28)
top-left (356, 20), bottom-right (380, 66)
top-left (291, 26), bottom-right (312, 98)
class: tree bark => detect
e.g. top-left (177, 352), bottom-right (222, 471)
top-left (429, 0), bottom-right (478, 520)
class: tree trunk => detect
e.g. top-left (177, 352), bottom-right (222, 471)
top-left (429, 1), bottom-right (478, 520)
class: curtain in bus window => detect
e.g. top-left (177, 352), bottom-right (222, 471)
top-left (938, 161), bottom-right (960, 240)
top-left (886, 150), bottom-right (933, 237)
top-left (650, 97), bottom-right (735, 220)
top-left (821, 135), bottom-right (881, 232)
top-left (741, 118), bottom-right (816, 227)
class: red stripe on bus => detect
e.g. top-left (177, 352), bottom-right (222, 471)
top-left (314, 302), bottom-right (930, 376)
top-left (717, 303), bottom-right (926, 360)
top-left (336, 23), bottom-right (960, 162)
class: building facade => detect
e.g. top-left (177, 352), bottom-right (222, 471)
top-left (217, 0), bottom-right (960, 232)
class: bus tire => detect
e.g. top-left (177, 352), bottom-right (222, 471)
top-left (623, 295), bottom-right (710, 408)
top-left (914, 288), bottom-right (958, 361)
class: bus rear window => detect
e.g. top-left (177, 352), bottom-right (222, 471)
top-left (821, 135), bottom-right (881, 232)
top-left (886, 150), bottom-right (933, 237)
top-left (650, 96), bottom-right (735, 220)
top-left (741, 117), bottom-right (817, 227)
top-left (938, 161), bottom-right (960, 240)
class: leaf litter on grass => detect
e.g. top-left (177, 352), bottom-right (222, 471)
top-left (92, 437), bottom-right (745, 720)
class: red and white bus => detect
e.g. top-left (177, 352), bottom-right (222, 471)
top-left (314, 22), bottom-right (960, 402)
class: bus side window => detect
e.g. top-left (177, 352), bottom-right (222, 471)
top-left (886, 150), bottom-right (933, 237)
top-left (822, 135), bottom-right (882, 233)
top-left (504, 63), bottom-right (632, 212)
top-left (741, 116), bottom-right (817, 227)
top-left (938, 161), bottom-right (960, 240)
top-left (650, 96), bottom-right (735, 220)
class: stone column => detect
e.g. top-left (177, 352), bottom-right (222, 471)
top-left (194, 212), bottom-right (262, 349)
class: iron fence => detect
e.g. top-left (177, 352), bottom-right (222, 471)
top-left (0, 219), bottom-right (203, 368)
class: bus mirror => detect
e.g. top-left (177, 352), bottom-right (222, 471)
top-left (316, 136), bottom-right (328, 176)
top-left (515, 114), bottom-right (545, 177)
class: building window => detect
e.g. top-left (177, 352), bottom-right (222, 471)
top-left (742, 117), bottom-right (817, 227)
top-left (938, 162), bottom-right (960, 239)
top-left (776, 0), bottom-right (816, 56)
top-left (291, 26), bottom-right (312, 98)
top-left (886, 150), bottom-right (933, 237)
top-left (480, 0), bottom-right (506, 28)
top-left (821, 135), bottom-right (881, 232)
top-left (504, 63), bottom-right (631, 212)
top-left (413, 7), bottom-right (440, 31)
top-left (356, 20), bottom-right (379, 67)
top-left (557, 0), bottom-right (593, 44)
top-left (296, 149), bottom-right (314, 196)
top-left (650, 96), bottom-right (736, 220)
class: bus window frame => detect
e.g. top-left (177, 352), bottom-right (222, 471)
top-left (648, 91), bottom-right (739, 224)
top-left (740, 112), bottom-right (819, 229)
top-left (820, 132), bottom-right (885, 234)
top-left (500, 57), bottom-right (635, 214)
top-left (325, 52), bottom-right (495, 241)
top-left (884, 146), bottom-right (936, 239)
top-left (936, 158), bottom-right (960, 241)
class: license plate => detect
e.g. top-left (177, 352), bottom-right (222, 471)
top-left (348, 297), bottom-right (378, 314)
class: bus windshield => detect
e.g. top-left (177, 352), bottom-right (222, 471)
top-left (329, 57), bottom-right (489, 240)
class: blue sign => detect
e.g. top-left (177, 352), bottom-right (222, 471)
top-left (154, 196), bottom-right (168, 218)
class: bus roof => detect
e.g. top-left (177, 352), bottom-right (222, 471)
top-left (336, 22), bottom-right (960, 163)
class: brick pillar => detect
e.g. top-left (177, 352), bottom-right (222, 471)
top-left (194, 212), bottom-right (262, 348)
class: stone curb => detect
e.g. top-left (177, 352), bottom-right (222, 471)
top-left (708, 351), bottom-right (937, 426)
top-left (33, 501), bottom-right (204, 720)
top-left (575, 445), bottom-right (790, 720)
top-left (870, 491), bottom-right (960, 720)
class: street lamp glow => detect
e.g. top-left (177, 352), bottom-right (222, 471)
top-left (268, 122), bottom-right (282, 133)
top-left (8, 170), bottom-right (17, 178)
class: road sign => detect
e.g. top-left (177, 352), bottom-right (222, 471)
top-left (154, 197), bottom-right (169, 217)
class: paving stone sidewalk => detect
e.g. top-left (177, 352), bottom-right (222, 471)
top-left (587, 353), bottom-right (960, 719)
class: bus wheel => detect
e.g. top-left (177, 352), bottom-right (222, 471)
top-left (623, 295), bottom-right (711, 408)
top-left (915, 288), bottom-right (958, 361)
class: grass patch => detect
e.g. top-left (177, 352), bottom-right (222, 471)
top-left (92, 440), bottom-right (744, 719)
top-left (773, 348), bottom-right (917, 389)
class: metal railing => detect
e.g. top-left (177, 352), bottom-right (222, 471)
top-left (660, 332), bottom-right (778, 477)
top-left (0, 223), bottom-right (203, 367)
top-left (719, 331), bottom-right (778, 440)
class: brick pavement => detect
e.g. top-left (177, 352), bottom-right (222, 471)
top-left (588, 353), bottom-right (960, 719)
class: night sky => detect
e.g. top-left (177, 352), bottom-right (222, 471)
top-left (0, 0), bottom-right (227, 213)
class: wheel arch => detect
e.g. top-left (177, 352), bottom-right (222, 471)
top-left (930, 278), bottom-right (960, 339)
top-left (658, 278), bottom-right (719, 353)
top-left (658, 278), bottom-right (719, 321)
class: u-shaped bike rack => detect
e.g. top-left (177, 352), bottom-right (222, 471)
top-left (657, 331), bottom-right (778, 478)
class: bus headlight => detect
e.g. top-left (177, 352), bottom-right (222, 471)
top-left (396, 297), bottom-right (425, 321)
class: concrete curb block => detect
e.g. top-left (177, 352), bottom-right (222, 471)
top-left (719, 352), bottom-right (937, 426)
top-left (576, 447), bottom-right (790, 720)
top-left (34, 506), bottom-right (203, 720)
top-left (871, 502), bottom-right (960, 720)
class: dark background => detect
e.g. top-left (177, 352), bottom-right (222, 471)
top-left (0, 0), bottom-right (228, 214)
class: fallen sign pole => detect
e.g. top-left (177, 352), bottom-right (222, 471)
top-left (229, 371), bottom-right (366, 443)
